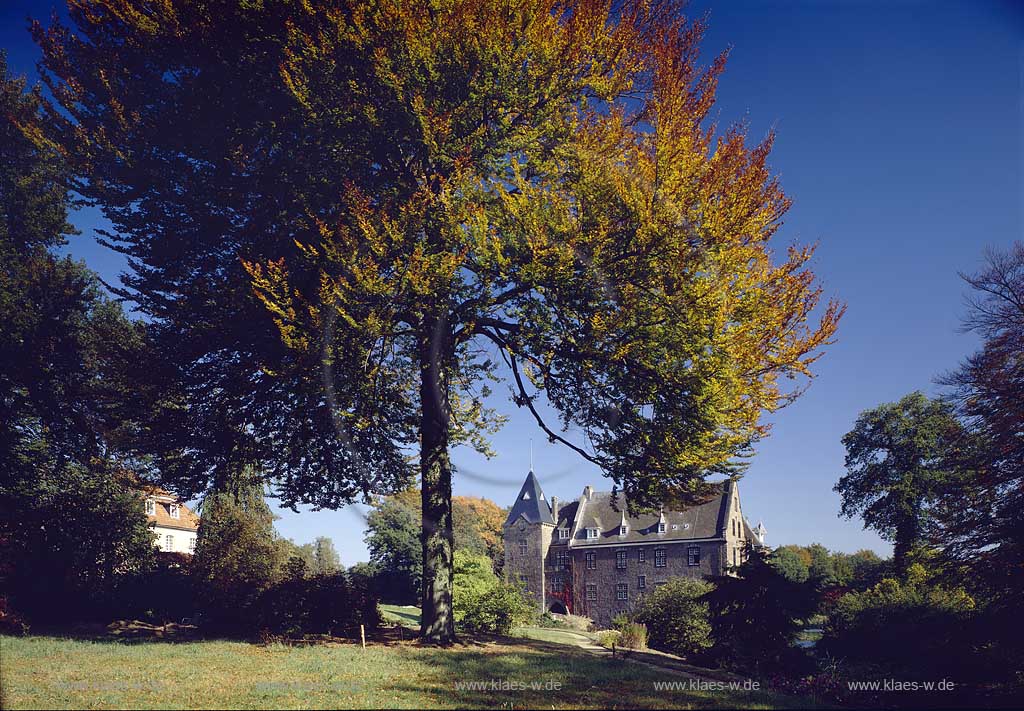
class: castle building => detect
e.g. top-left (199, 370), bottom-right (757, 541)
top-left (503, 470), bottom-right (765, 627)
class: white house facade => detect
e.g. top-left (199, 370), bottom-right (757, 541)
top-left (143, 488), bottom-right (199, 554)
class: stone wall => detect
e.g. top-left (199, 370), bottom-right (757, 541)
top-left (503, 518), bottom-right (553, 613)
top-left (553, 539), bottom-right (725, 627)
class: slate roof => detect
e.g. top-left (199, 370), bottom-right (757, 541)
top-left (504, 470), bottom-right (555, 526)
top-left (564, 481), bottom-right (734, 545)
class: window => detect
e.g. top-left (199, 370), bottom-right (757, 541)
top-left (145, 499), bottom-right (155, 516)
top-left (616, 550), bottom-right (627, 569)
top-left (654, 549), bottom-right (666, 567)
top-left (169, 503), bottom-right (180, 519)
top-left (688, 546), bottom-right (701, 567)
top-left (165, 534), bottom-right (174, 550)
top-left (586, 527), bottom-right (599, 540)
top-left (519, 575), bottom-right (528, 586)
top-left (657, 522), bottom-right (667, 533)
top-left (638, 549), bottom-right (646, 563)
top-left (637, 575), bottom-right (646, 590)
top-left (555, 550), bottom-right (569, 567)
top-left (188, 537), bottom-right (196, 553)
top-left (619, 525), bottom-right (628, 536)
top-left (550, 575), bottom-right (563, 592)
top-left (558, 528), bottom-right (570, 540)
top-left (585, 552), bottom-right (596, 570)
top-left (732, 547), bottom-right (739, 566)
top-left (519, 539), bottom-right (528, 555)
top-left (586, 584), bottom-right (597, 601)
top-left (616, 583), bottom-right (628, 600)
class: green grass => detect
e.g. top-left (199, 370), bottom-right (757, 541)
top-left (0, 634), bottom-right (821, 709)
top-left (378, 604), bottom-right (421, 629)
top-left (514, 625), bottom-right (598, 647)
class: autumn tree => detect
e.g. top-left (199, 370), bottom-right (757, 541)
top-left (365, 488), bottom-right (506, 601)
top-left (37, 0), bottom-right (840, 642)
top-left (835, 392), bottom-right (965, 576)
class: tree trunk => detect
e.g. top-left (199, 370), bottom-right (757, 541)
top-left (893, 507), bottom-right (921, 578)
top-left (418, 314), bottom-right (455, 644)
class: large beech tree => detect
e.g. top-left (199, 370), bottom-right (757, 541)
top-left (37, 0), bottom-right (840, 642)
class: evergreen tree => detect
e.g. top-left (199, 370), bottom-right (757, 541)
top-left (1, 53), bottom-right (154, 624)
top-left (707, 548), bottom-right (817, 674)
top-left (312, 536), bottom-right (341, 575)
top-left (192, 466), bottom-right (285, 632)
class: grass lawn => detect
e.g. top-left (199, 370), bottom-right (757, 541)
top-left (378, 604), bottom-right (421, 629)
top-left (0, 633), bottom-right (821, 710)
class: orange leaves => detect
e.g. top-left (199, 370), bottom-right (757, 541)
top-left (235, 0), bottom-right (842, 489)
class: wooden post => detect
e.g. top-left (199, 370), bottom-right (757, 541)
top-left (360, 624), bottom-right (366, 649)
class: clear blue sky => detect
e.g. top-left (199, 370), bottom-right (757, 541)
top-left (4, 1), bottom-right (1021, 562)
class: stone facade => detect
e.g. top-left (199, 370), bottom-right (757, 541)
top-left (503, 472), bottom-right (763, 628)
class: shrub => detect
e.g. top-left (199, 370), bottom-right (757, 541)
top-left (820, 567), bottom-right (977, 681)
top-left (451, 550), bottom-right (534, 635)
top-left (0, 462), bottom-right (156, 625)
top-left (114, 551), bottom-right (197, 623)
top-left (0, 596), bottom-right (29, 636)
top-left (556, 612), bottom-right (592, 632)
top-left (633, 577), bottom-right (713, 658)
top-left (617, 622), bottom-right (648, 650)
top-left (257, 570), bottom-right (380, 638)
top-left (191, 471), bottom-right (286, 634)
top-left (706, 548), bottom-right (817, 674)
top-left (458, 580), bottom-right (535, 635)
top-left (597, 629), bottom-right (621, 649)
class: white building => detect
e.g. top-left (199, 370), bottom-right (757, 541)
top-left (142, 487), bottom-right (199, 554)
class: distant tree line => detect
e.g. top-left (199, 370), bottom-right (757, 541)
top-left (824, 243), bottom-right (1023, 705)
top-left (361, 489), bottom-right (507, 604)
top-left (621, 244), bottom-right (1022, 706)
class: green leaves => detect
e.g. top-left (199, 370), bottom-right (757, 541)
top-left (835, 392), bottom-right (966, 574)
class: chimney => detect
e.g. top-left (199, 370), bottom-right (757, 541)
top-left (550, 496), bottom-right (559, 521)
top-left (582, 485), bottom-right (594, 501)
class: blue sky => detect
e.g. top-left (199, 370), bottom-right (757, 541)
top-left (3, 1), bottom-right (1021, 562)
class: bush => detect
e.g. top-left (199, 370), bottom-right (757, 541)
top-left (597, 629), bottom-right (621, 649)
top-left (114, 551), bottom-right (197, 623)
top-left (633, 577), bottom-right (713, 658)
top-left (820, 566), bottom-right (977, 681)
top-left (0, 462), bottom-right (156, 626)
top-left (0, 596), bottom-right (29, 636)
top-left (451, 550), bottom-right (535, 635)
top-left (458, 580), bottom-right (535, 635)
top-left (706, 548), bottom-right (817, 675)
top-left (257, 570), bottom-right (380, 638)
top-left (555, 612), bottom-right (592, 632)
top-left (618, 622), bottom-right (648, 650)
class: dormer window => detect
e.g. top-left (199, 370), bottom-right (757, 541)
top-left (657, 522), bottom-right (667, 534)
top-left (558, 528), bottom-right (570, 540)
top-left (619, 525), bottom-right (628, 536)
top-left (169, 503), bottom-right (180, 519)
top-left (522, 491), bottom-right (531, 500)
top-left (145, 499), bottom-right (155, 516)
top-left (586, 527), bottom-right (599, 540)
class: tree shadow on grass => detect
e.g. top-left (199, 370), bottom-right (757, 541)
top-left (385, 643), bottom-right (750, 710)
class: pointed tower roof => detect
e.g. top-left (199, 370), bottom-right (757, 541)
top-left (504, 470), bottom-right (555, 526)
